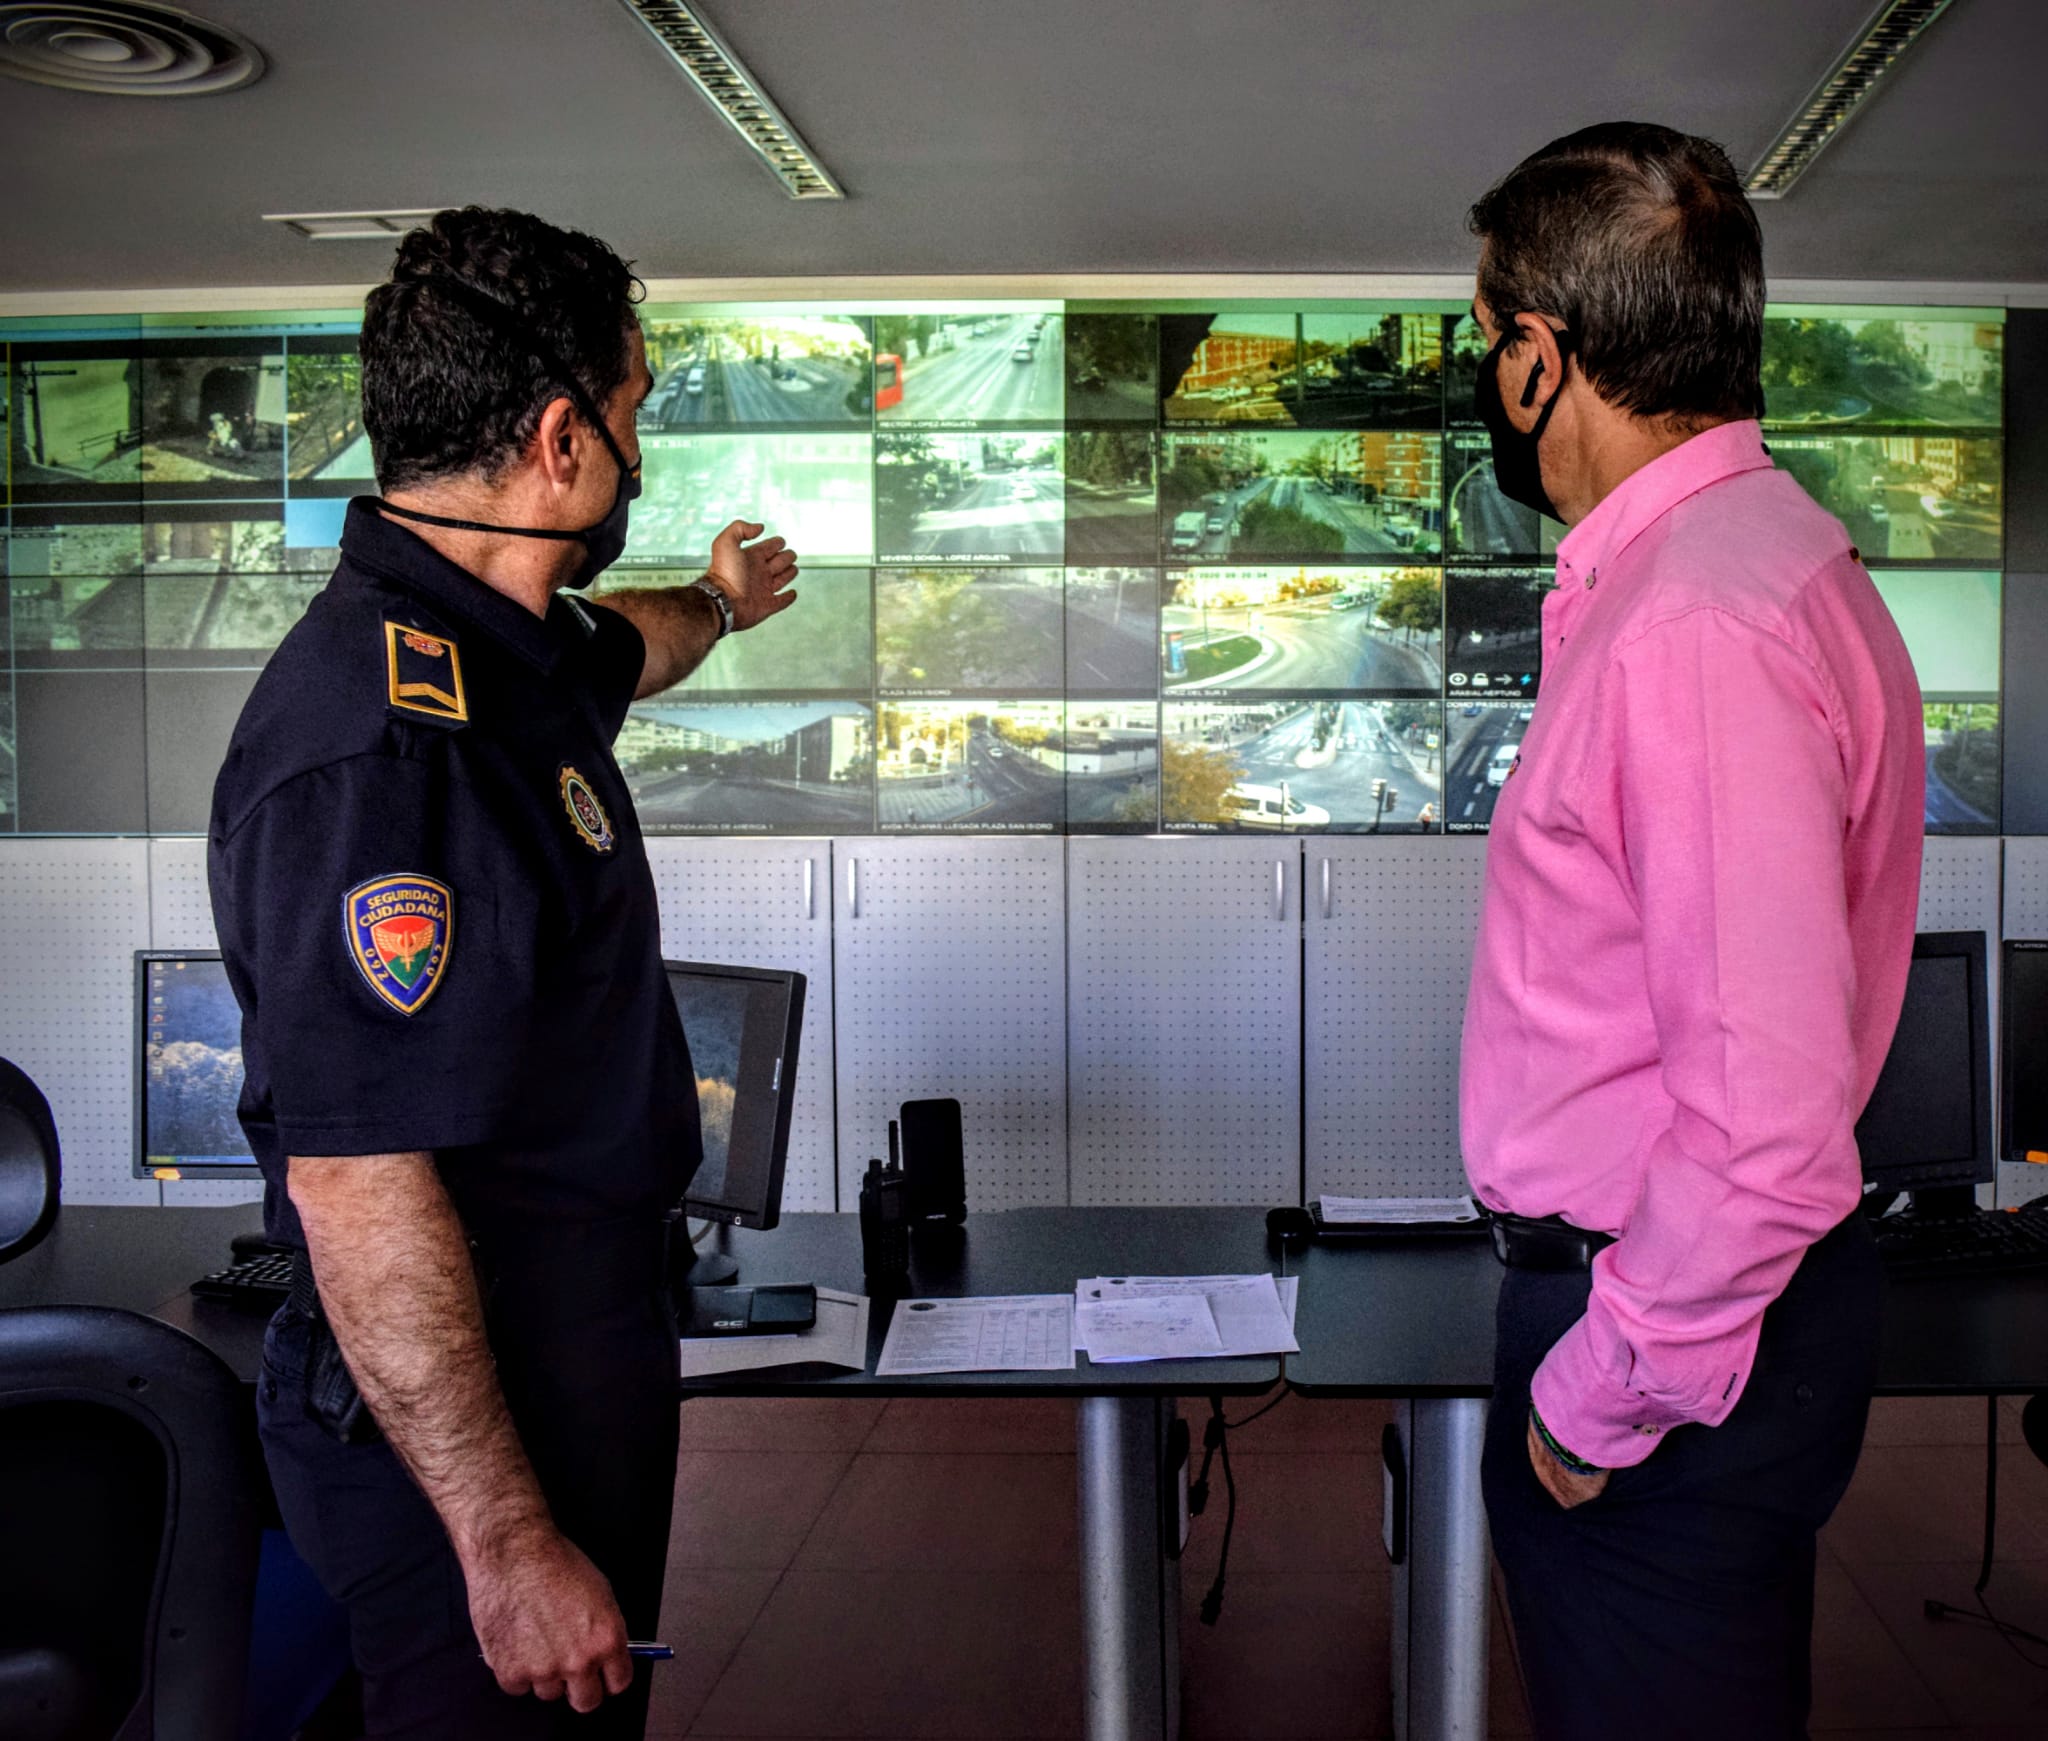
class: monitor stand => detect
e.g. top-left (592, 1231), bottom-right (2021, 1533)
top-left (674, 1218), bottom-right (741, 1288)
top-left (1904, 1184), bottom-right (1984, 1221)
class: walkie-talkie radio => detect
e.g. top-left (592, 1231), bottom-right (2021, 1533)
top-left (859, 1123), bottom-right (912, 1288)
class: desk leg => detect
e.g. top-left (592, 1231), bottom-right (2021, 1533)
top-left (1076, 1395), bottom-right (1179, 1741)
top-left (1390, 1397), bottom-right (1489, 1741)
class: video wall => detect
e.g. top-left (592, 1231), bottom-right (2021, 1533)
top-left (0, 300), bottom-right (2006, 837)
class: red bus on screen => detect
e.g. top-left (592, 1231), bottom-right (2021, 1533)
top-left (875, 353), bottom-right (903, 412)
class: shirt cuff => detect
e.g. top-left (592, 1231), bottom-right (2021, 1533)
top-left (1529, 1314), bottom-right (1700, 1470)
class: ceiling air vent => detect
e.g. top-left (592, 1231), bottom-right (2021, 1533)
top-left (0, 0), bottom-right (262, 96)
top-left (1745, 0), bottom-right (1957, 199)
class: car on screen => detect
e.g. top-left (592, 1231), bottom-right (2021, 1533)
top-left (684, 366), bottom-right (706, 396)
top-left (1486, 744), bottom-right (1521, 788)
top-left (1170, 510), bottom-right (1205, 552)
top-left (1225, 784), bottom-right (1330, 830)
top-left (1012, 341), bottom-right (1035, 362)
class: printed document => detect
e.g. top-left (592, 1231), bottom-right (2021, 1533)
top-left (1075, 1272), bottom-right (1299, 1357)
top-left (876, 1294), bottom-right (1077, 1376)
top-left (1075, 1293), bottom-right (1224, 1363)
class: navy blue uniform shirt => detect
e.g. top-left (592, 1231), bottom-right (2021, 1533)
top-left (208, 498), bottom-right (699, 1248)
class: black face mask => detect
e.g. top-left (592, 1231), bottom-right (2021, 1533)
top-left (1475, 326), bottom-right (1576, 524)
top-left (379, 417), bottom-right (640, 591)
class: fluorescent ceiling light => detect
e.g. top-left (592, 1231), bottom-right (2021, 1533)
top-left (614, 0), bottom-right (845, 200)
top-left (264, 210), bottom-right (441, 241)
top-left (1745, 0), bottom-right (1958, 200)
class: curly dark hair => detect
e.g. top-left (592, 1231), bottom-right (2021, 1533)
top-left (1470, 123), bottom-right (1765, 427)
top-left (360, 206), bottom-right (645, 493)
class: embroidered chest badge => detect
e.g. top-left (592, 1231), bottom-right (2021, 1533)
top-left (559, 765), bottom-right (616, 854)
top-left (344, 875), bottom-right (453, 1015)
top-left (384, 621), bottom-right (468, 723)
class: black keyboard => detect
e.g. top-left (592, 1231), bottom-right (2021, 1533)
top-left (190, 1251), bottom-right (294, 1312)
top-left (1873, 1208), bottom-right (2048, 1279)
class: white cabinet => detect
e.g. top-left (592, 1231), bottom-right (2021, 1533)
top-left (832, 837), bottom-right (1067, 1209)
top-left (1304, 837), bottom-right (1487, 1201)
top-left (1067, 838), bottom-right (1301, 1206)
top-left (645, 838), bottom-right (838, 1210)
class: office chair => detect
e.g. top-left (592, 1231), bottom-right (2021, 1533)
top-left (0, 1306), bottom-right (263, 1741)
top-left (0, 1057), bottom-right (60, 1266)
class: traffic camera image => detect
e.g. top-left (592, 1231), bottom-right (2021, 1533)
top-left (285, 340), bottom-right (371, 485)
top-left (1061, 701), bottom-right (1161, 831)
top-left (1159, 430), bottom-right (1442, 560)
top-left (1444, 699), bottom-right (1530, 832)
top-left (1064, 428), bottom-right (1157, 559)
top-left (1162, 566), bottom-right (1441, 695)
top-left (876, 699), bottom-right (1068, 831)
top-left (1769, 435), bottom-right (2001, 562)
top-left (641, 317), bottom-right (873, 428)
top-left (1065, 315), bottom-right (1158, 421)
top-left (876, 432), bottom-right (1065, 562)
top-left (10, 344), bottom-right (286, 497)
top-left (1445, 432), bottom-right (1565, 561)
top-left (599, 566), bottom-right (874, 696)
top-left (1064, 568), bottom-right (1161, 692)
top-left (1160, 699), bottom-right (1443, 833)
top-left (1444, 567), bottom-right (1550, 698)
top-left (1760, 314), bottom-right (2002, 429)
top-left (628, 432), bottom-right (875, 567)
top-left (875, 313), bottom-right (1064, 425)
top-left (875, 567), bottom-right (1065, 693)
top-left (617, 701), bottom-right (875, 834)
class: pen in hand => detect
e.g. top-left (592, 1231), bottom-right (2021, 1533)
top-left (628, 1641), bottom-right (674, 1660)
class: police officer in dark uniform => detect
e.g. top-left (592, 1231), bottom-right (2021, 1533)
top-left (208, 208), bottom-right (798, 1738)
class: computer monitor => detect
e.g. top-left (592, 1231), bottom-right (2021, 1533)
top-left (2002, 940), bottom-right (2048, 1166)
top-left (133, 951), bottom-right (256, 1181)
top-left (1855, 930), bottom-right (1993, 1207)
top-left (665, 960), bottom-right (805, 1232)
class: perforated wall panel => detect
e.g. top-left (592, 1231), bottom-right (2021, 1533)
top-left (2001, 840), bottom-right (2048, 1207)
top-left (644, 838), bottom-right (837, 1212)
top-left (0, 840), bottom-right (155, 1205)
top-left (1068, 839), bottom-right (1301, 1206)
top-left (143, 839), bottom-right (263, 1206)
top-left (1306, 837), bottom-right (1489, 1199)
top-left (832, 838), bottom-right (1065, 1209)
top-left (2005, 839), bottom-right (2048, 939)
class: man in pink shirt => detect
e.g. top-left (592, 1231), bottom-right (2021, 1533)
top-left (1460, 124), bottom-right (1925, 1738)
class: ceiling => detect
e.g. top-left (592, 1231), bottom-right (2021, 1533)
top-left (1, 0), bottom-right (2044, 294)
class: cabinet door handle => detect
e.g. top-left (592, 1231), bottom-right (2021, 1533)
top-left (804, 857), bottom-right (815, 920)
top-left (1320, 856), bottom-right (1332, 919)
top-left (847, 857), bottom-right (859, 918)
top-left (1274, 859), bottom-right (1286, 921)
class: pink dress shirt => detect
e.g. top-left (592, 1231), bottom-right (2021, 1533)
top-left (1461, 419), bottom-right (1925, 1470)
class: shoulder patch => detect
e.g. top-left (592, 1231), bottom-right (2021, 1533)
top-left (385, 620), bottom-right (468, 723)
top-left (344, 874), bottom-right (453, 1015)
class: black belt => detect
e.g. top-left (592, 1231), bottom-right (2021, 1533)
top-left (1490, 1212), bottom-right (1616, 1273)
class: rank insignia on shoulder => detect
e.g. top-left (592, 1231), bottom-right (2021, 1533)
top-left (384, 620), bottom-right (468, 724)
top-left (344, 874), bottom-right (453, 1015)
top-left (558, 765), bottom-right (616, 854)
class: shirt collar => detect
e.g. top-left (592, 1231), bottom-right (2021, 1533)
top-left (338, 496), bottom-right (566, 675)
top-left (1554, 419), bottom-right (1774, 586)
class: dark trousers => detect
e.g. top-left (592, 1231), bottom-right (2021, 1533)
top-left (258, 1227), bottom-right (680, 1740)
top-left (1483, 1211), bottom-right (1882, 1741)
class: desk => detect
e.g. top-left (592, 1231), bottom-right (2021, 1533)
top-left (4, 1204), bottom-right (1282, 1741)
top-left (1282, 1233), bottom-right (2048, 1741)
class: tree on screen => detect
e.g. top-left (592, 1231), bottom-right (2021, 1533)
top-left (1377, 571), bottom-right (1443, 644)
top-left (1160, 737), bottom-right (1242, 826)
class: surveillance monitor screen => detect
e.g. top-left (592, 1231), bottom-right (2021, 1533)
top-left (641, 316), bottom-right (873, 428)
top-left (665, 961), bottom-right (805, 1230)
top-left (1761, 313), bottom-right (2003, 430)
top-left (134, 951), bottom-right (255, 1179)
top-left (1855, 934), bottom-right (1992, 1193)
top-left (1160, 431), bottom-right (1442, 560)
top-left (2002, 942), bottom-right (2048, 1166)
top-left (1870, 570), bottom-right (2002, 834)
top-left (875, 313), bottom-right (1064, 425)
top-left (1162, 566), bottom-right (1440, 695)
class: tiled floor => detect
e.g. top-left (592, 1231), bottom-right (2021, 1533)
top-left (648, 1394), bottom-right (2048, 1739)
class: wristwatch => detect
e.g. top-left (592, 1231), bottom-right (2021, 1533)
top-left (686, 576), bottom-right (736, 641)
